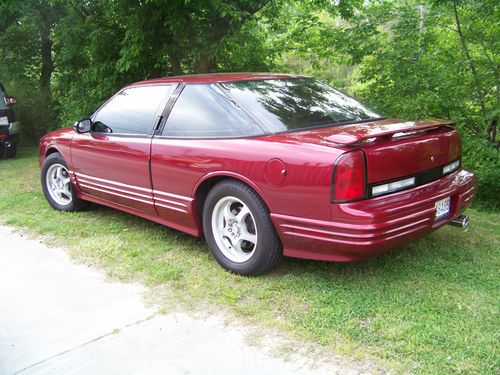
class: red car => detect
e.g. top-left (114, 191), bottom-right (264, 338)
top-left (39, 73), bottom-right (476, 275)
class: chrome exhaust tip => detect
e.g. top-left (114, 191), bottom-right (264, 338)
top-left (5, 141), bottom-right (11, 148)
top-left (449, 214), bottom-right (469, 229)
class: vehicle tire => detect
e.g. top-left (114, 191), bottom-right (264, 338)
top-left (3, 143), bottom-right (17, 158)
top-left (203, 180), bottom-right (282, 275)
top-left (41, 153), bottom-right (89, 212)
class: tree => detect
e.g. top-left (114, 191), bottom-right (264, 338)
top-left (0, 0), bottom-right (65, 140)
top-left (1, 0), bottom-right (276, 134)
top-left (271, 0), bottom-right (499, 207)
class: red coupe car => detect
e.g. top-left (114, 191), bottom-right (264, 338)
top-left (39, 73), bottom-right (476, 275)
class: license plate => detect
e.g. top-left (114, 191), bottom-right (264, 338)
top-left (435, 197), bottom-right (451, 220)
top-left (0, 116), bottom-right (8, 125)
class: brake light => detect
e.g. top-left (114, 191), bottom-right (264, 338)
top-left (332, 150), bottom-right (366, 202)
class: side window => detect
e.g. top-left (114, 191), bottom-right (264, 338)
top-left (93, 85), bottom-right (175, 135)
top-left (164, 84), bottom-right (262, 138)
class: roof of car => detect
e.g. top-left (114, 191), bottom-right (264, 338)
top-left (129, 73), bottom-right (305, 86)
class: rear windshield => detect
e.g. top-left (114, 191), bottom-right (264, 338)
top-left (219, 78), bottom-right (382, 133)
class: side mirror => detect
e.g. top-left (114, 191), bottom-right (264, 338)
top-left (73, 118), bottom-right (92, 133)
top-left (4, 96), bottom-right (16, 106)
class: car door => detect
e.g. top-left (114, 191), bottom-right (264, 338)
top-left (150, 84), bottom-right (262, 234)
top-left (71, 84), bottom-right (176, 215)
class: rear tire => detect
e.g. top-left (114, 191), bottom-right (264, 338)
top-left (203, 180), bottom-right (282, 275)
top-left (41, 153), bottom-right (89, 212)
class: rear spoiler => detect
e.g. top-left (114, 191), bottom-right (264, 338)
top-left (325, 120), bottom-right (455, 146)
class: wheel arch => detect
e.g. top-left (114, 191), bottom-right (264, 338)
top-left (39, 145), bottom-right (64, 167)
top-left (43, 145), bottom-right (74, 171)
top-left (45, 146), bottom-right (61, 158)
top-left (192, 172), bottom-right (273, 232)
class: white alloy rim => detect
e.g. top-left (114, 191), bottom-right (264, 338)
top-left (211, 196), bottom-right (258, 263)
top-left (46, 164), bottom-right (72, 206)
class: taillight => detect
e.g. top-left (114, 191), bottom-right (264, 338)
top-left (332, 150), bottom-right (366, 202)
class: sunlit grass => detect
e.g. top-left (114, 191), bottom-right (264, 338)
top-left (1, 147), bottom-right (498, 374)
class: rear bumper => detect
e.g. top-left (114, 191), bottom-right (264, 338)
top-left (271, 168), bottom-right (476, 261)
top-left (0, 133), bottom-right (20, 150)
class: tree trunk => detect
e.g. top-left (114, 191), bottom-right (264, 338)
top-left (452, 0), bottom-right (490, 140)
top-left (195, 53), bottom-right (212, 74)
top-left (478, 38), bottom-right (499, 144)
top-left (168, 52), bottom-right (181, 75)
top-left (40, 16), bottom-right (53, 95)
top-left (39, 4), bottom-right (55, 135)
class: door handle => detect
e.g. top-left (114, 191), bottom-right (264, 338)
top-left (92, 134), bottom-right (109, 141)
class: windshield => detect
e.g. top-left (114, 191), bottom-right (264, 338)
top-left (218, 78), bottom-right (382, 133)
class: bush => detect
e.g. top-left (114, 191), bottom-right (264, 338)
top-left (461, 131), bottom-right (500, 211)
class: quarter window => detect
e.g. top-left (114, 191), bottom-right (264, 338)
top-left (164, 84), bottom-right (262, 138)
top-left (93, 85), bottom-right (174, 135)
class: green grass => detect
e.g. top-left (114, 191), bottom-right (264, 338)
top-left (1, 147), bottom-right (499, 374)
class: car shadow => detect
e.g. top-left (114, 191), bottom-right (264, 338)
top-left (80, 202), bottom-right (460, 285)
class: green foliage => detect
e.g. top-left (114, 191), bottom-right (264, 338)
top-left (0, 0), bottom-right (276, 137)
top-left (461, 131), bottom-right (500, 211)
top-left (0, 0), bottom-right (61, 141)
top-left (271, 0), bottom-right (499, 209)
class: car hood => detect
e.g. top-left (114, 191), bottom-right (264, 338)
top-left (41, 127), bottom-right (74, 141)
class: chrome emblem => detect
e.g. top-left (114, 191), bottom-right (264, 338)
top-left (431, 155), bottom-right (435, 162)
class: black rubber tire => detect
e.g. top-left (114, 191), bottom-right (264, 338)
top-left (203, 180), bottom-right (282, 276)
top-left (41, 153), bottom-right (89, 212)
top-left (3, 143), bottom-right (17, 158)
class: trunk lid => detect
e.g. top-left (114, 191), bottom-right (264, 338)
top-left (266, 118), bottom-right (461, 185)
top-left (324, 119), bottom-right (461, 183)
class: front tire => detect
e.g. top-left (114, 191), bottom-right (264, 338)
top-left (203, 180), bottom-right (282, 275)
top-left (41, 153), bottom-right (88, 212)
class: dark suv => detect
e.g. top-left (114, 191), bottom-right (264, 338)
top-left (0, 82), bottom-right (20, 158)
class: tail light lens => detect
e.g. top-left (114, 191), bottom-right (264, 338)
top-left (332, 150), bottom-right (366, 202)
